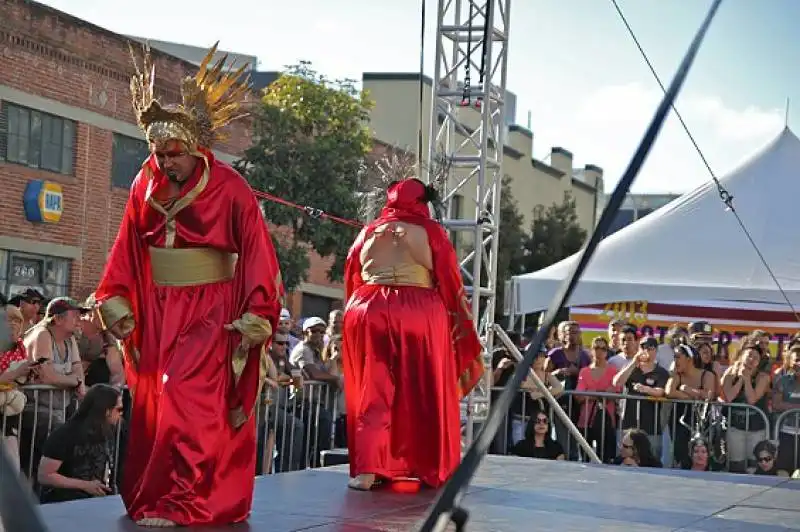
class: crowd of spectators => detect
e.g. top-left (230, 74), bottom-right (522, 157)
top-left (490, 319), bottom-right (800, 478)
top-left (2, 286), bottom-right (798, 508)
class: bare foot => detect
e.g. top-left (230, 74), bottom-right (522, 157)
top-left (347, 474), bottom-right (376, 491)
top-left (136, 517), bottom-right (177, 527)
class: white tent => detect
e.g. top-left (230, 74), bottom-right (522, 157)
top-left (510, 127), bottom-right (800, 315)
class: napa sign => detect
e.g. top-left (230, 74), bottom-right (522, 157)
top-left (23, 180), bottom-right (63, 223)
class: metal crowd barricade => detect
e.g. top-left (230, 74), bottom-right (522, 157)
top-left (773, 408), bottom-right (800, 474)
top-left (253, 379), bottom-right (340, 475)
top-left (489, 387), bottom-right (772, 472)
top-left (0, 380), bottom-right (341, 492)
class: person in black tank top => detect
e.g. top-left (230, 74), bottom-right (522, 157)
top-left (666, 343), bottom-right (716, 468)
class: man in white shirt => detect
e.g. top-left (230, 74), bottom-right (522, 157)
top-left (609, 324), bottom-right (638, 371)
top-left (289, 317), bottom-right (339, 386)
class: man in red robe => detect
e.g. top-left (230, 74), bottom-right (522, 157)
top-left (342, 178), bottom-right (484, 490)
top-left (93, 43), bottom-right (283, 527)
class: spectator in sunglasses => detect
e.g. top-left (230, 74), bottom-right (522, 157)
top-left (748, 440), bottom-right (788, 477)
top-left (8, 288), bottom-right (45, 333)
top-left (510, 409), bottom-right (564, 461)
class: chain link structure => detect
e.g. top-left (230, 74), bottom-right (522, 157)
top-left (426, 0), bottom-right (511, 445)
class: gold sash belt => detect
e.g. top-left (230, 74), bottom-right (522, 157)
top-left (149, 247), bottom-right (236, 287)
top-left (362, 263), bottom-right (433, 288)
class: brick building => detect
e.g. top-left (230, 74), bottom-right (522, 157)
top-left (0, 1), bottom-right (343, 318)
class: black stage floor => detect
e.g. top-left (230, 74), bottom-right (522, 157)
top-left (37, 455), bottom-right (800, 531)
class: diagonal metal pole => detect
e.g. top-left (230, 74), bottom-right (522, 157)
top-left (493, 326), bottom-right (600, 463)
top-left (0, 445), bottom-right (48, 532)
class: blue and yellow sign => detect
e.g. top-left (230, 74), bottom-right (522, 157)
top-left (23, 180), bottom-right (63, 223)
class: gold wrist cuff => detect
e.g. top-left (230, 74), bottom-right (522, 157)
top-left (98, 296), bottom-right (135, 339)
top-left (229, 312), bottom-right (272, 345)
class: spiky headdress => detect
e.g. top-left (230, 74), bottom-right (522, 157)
top-left (360, 146), bottom-right (451, 222)
top-left (129, 41), bottom-right (251, 149)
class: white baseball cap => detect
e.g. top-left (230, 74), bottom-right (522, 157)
top-left (302, 317), bottom-right (326, 331)
top-left (280, 308), bottom-right (291, 321)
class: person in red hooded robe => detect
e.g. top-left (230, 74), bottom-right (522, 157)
top-left (91, 43), bottom-right (283, 527)
top-left (342, 178), bottom-right (484, 491)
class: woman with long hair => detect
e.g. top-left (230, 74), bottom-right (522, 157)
top-left (666, 342), bottom-right (716, 468)
top-left (342, 178), bottom-right (483, 490)
top-left (37, 384), bottom-right (122, 502)
top-left (721, 343), bottom-right (771, 472)
top-left (616, 428), bottom-right (662, 468)
top-left (685, 435), bottom-right (712, 472)
top-left (575, 335), bottom-right (619, 463)
top-left (510, 409), bottom-right (564, 460)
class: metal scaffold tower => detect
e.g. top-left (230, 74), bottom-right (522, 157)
top-left (426, 0), bottom-right (511, 444)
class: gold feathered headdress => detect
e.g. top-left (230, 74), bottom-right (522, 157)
top-left (128, 41), bottom-right (251, 150)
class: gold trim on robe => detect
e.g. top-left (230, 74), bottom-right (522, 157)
top-left (227, 312), bottom-right (273, 346)
top-left (149, 247), bottom-right (236, 287)
top-left (228, 313), bottom-right (273, 428)
top-left (144, 153), bottom-right (211, 248)
top-left (362, 263), bottom-right (433, 288)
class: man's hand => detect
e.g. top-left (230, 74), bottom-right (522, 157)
top-left (497, 357), bottom-right (514, 370)
top-left (81, 479), bottom-right (110, 497)
top-left (9, 360), bottom-right (33, 381)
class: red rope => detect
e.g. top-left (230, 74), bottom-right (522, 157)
top-left (252, 190), bottom-right (364, 228)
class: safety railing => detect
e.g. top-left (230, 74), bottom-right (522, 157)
top-left (0, 380), bottom-right (342, 495)
top-left (490, 387), bottom-right (773, 473)
top-left (253, 379), bottom-right (342, 474)
top-left (772, 408), bottom-right (800, 476)
top-left (2, 380), bottom-right (786, 503)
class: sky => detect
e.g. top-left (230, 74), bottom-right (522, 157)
top-left (39, 0), bottom-right (800, 194)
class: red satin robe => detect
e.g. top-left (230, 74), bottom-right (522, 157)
top-left (94, 151), bottom-right (282, 526)
top-left (342, 215), bottom-right (483, 488)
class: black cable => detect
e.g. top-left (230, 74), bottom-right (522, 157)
top-left (417, 0), bottom-right (426, 173)
top-left (417, 1), bottom-right (723, 530)
top-left (611, 0), bottom-right (800, 321)
top-left (461, 3), bottom-right (475, 105)
top-left (476, 1), bottom-right (493, 106)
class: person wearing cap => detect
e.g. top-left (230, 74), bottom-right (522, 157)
top-left (9, 288), bottom-right (45, 334)
top-left (289, 317), bottom-right (339, 387)
top-left (277, 308), bottom-right (300, 352)
top-left (341, 178), bottom-right (483, 491)
top-left (23, 298), bottom-right (91, 425)
top-left (688, 321), bottom-right (714, 345)
top-left (76, 295), bottom-right (125, 388)
top-left (88, 44), bottom-right (285, 527)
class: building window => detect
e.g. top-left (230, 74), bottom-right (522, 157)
top-left (300, 293), bottom-right (339, 322)
top-left (0, 250), bottom-right (71, 300)
top-left (111, 134), bottom-right (149, 189)
top-left (0, 102), bottom-right (75, 175)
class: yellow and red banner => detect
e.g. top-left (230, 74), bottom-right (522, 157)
top-left (571, 300), bottom-right (799, 359)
